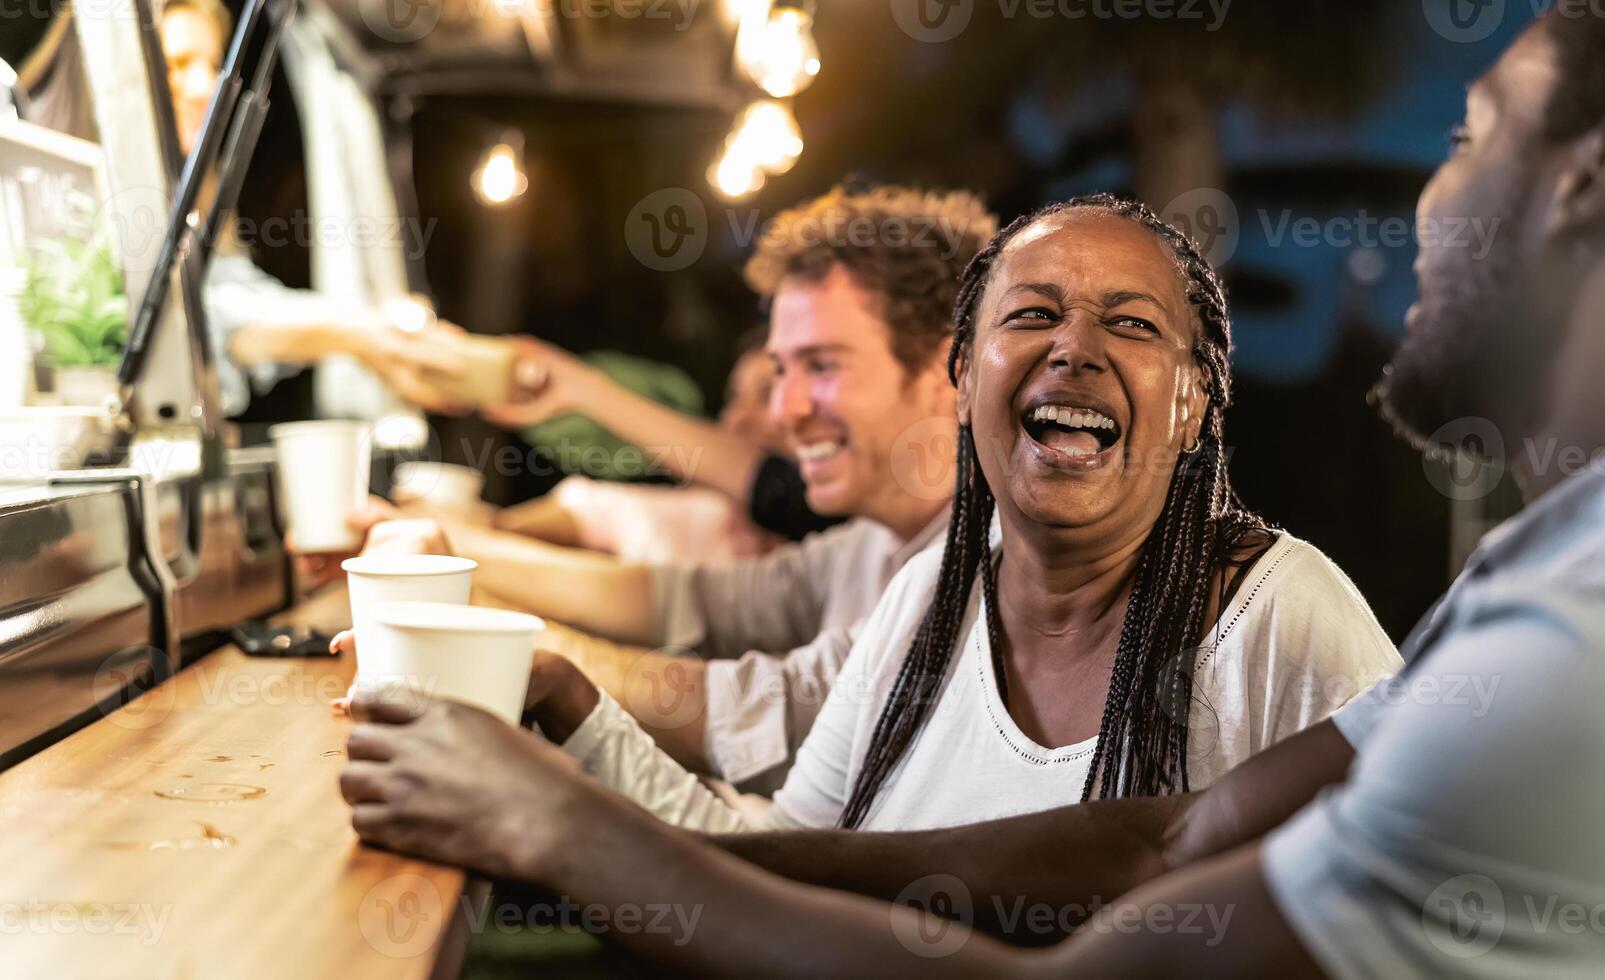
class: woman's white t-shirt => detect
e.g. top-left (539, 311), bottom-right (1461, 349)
top-left (561, 532), bottom-right (1402, 833)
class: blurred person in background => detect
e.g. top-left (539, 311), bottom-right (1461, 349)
top-left (12, 14), bottom-right (95, 140)
top-left (342, 10), bottom-right (1605, 977)
top-left (20, 2), bottom-right (474, 420)
top-left (155, 0), bottom-right (471, 418)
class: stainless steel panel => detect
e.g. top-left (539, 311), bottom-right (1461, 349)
top-left (0, 444), bottom-right (292, 766)
top-left (172, 453), bottom-right (288, 660)
top-left (0, 482), bottom-right (161, 769)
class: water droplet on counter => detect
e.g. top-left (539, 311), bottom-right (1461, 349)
top-left (154, 783), bottom-right (267, 803)
top-left (146, 834), bottom-right (235, 851)
top-left (97, 821), bottom-right (236, 851)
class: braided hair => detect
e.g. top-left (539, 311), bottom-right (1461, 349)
top-left (839, 194), bottom-right (1270, 828)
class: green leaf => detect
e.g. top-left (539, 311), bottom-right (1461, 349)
top-left (20, 237), bottom-right (129, 368)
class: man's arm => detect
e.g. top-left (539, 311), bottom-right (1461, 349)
top-left (712, 719), bottom-right (1355, 939)
top-left (561, 387), bottom-right (763, 502)
top-left (1034, 843), bottom-right (1325, 978)
top-left (343, 693), bottom-right (1325, 979)
top-left (481, 336), bottom-right (767, 502)
top-left (465, 487), bottom-right (844, 669)
top-left (536, 619), bottom-right (713, 770)
top-left (546, 724), bottom-right (1332, 975)
top-left (363, 513), bottom-right (834, 767)
top-left (492, 493), bottom-right (583, 548)
top-left (207, 254), bottom-right (478, 414)
top-left (538, 772), bottom-right (1320, 978)
top-left (414, 519), bottom-right (662, 647)
top-left (542, 625), bottom-right (858, 786)
top-left (479, 580), bottom-right (716, 774)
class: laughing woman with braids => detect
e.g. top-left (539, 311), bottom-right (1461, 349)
top-left (509, 195), bottom-right (1401, 833)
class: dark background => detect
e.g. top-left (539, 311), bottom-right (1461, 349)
top-left (4, 1), bottom-right (1535, 639)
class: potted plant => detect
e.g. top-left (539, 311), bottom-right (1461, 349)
top-left (19, 236), bottom-right (127, 406)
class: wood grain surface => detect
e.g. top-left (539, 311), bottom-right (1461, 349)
top-left (0, 584), bottom-right (471, 979)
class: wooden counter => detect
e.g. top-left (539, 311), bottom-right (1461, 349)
top-left (0, 585), bottom-right (472, 979)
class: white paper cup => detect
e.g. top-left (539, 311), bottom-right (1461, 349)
top-left (342, 554), bottom-right (477, 686)
top-left (362, 601), bottom-right (543, 723)
top-left (270, 420), bottom-right (372, 553)
top-left (437, 335), bottom-right (515, 406)
top-left (391, 461), bottom-right (485, 514)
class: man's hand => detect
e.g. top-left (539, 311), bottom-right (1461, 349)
top-left (392, 493), bottom-right (497, 528)
top-left (350, 321), bottom-right (477, 416)
top-left (480, 336), bottom-right (604, 430)
top-left (340, 690), bottom-right (589, 881)
top-left (293, 503), bottom-right (455, 589)
top-left (360, 517), bottom-right (454, 558)
top-left (290, 497), bottom-right (409, 588)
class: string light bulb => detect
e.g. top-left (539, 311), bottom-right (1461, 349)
top-left (473, 134), bottom-right (528, 207)
top-left (722, 0), bottom-right (768, 29)
top-left (741, 6), bottom-right (819, 99)
top-left (728, 99), bottom-right (803, 174)
top-left (732, 0), bottom-right (774, 66)
top-left (708, 148), bottom-right (766, 201)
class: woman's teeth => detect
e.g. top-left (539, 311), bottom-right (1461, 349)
top-left (1024, 404), bottom-right (1119, 458)
top-left (797, 440), bottom-right (844, 462)
top-left (1028, 405), bottom-right (1116, 430)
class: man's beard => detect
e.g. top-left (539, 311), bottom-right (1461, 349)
top-left (1374, 202), bottom-right (1556, 459)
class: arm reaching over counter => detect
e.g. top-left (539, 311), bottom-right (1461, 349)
top-left (340, 688), bottom-right (1329, 978)
top-left (482, 336), bottom-right (770, 507)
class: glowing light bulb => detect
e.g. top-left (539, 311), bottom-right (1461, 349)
top-left (474, 141), bottom-right (528, 206)
top-left (743, 7), bottom-right (820, 99)
top-left (708, 147), bottom-right (766, 201)
top-left (728, 99), bottom-right (803, 175)
top-left (732, 0), bottom-right (774, 63)
top-left (721, 0), bottom-right (768, 28)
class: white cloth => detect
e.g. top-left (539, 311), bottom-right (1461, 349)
top-left (562, 689), bottom-right (753, 834)
top-left (561, 531), bottom-right (1403, 832)
top-left (201, 252), bottom-right (368, 416)
top-left (197, 7), bottom-right (416, 420)
top-left (279, 5), bottom-right (413, 421)
top-left (650, 514), bottom-right (946, 790)
top-left (552, 476), bottom-right (771, 565)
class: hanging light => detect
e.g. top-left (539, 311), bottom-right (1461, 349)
top-left (707, 145), bottom-right (766, 201)
top-left (713, 5), bottom-right (815, 202)
top-left (741, 6), bottom-right (819, 99)
top-left (722, 0), bottom-right (768, 29)
top-left (473, 133), bottom-right (528, 207)
top-left (728, 99), bottom-right (803, 175)
top-left (731, 0), bottom-right (774, 64)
